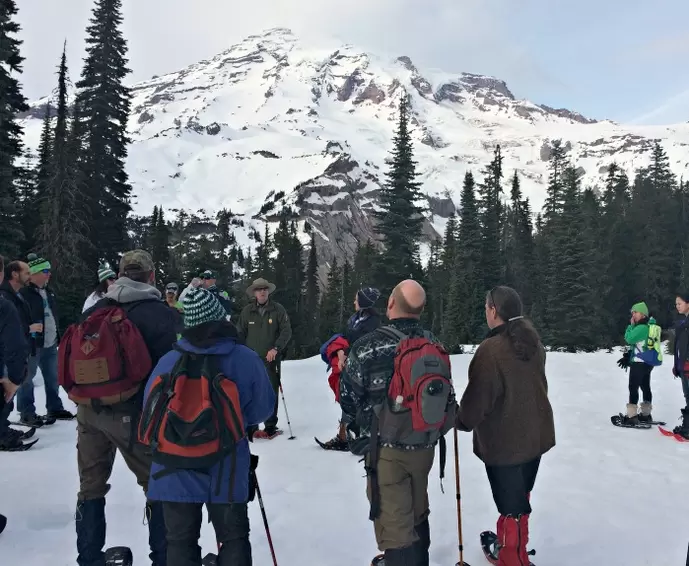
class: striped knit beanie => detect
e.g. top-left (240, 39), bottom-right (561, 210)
top-left (27, 253), bottom-right (51, 275)
top-left (98, 263), bottom-right (116, 283)
top-left (182, 287), bottom-right (228, 328)
top-left (357, 287), bottom-right (380, 309)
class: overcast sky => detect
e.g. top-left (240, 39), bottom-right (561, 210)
top-left (15, 0), bottom-right (689, 124)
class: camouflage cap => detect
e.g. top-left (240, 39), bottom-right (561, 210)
top-left (119, 249), bottom-right (155, 274)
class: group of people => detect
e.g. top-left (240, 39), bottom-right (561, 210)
top-left (5, 242), bottom-right (689, 566)
top-left (0, 248), bottom-right (294, 565)
top-left (0, 253), bottom-right (76, 451)
top-left (615, 295), bottom-right (689, 439)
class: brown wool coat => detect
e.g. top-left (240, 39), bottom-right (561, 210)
top-left (456, 326), bottom-right (555, 466)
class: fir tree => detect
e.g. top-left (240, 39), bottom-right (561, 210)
top-left (302, 233), bottom-right (321, 356)
top-left (37, 44), bottom-right (90, 324)
top-left (0, 0), bottom-right (29, 258)
top-left (479, 145), bottom-right (505, 289)
top-left (504, 172), bottom-right (535, 312)
top-left (319, 257), bottom-right (343, 341)
top-left (443, 172), bottom-right (484, 348)
top-left (149, 206), bottom-right (170, 283)
top-left (353, 239), bottom-right (378, 288)
top-left (373, 94), bottom-right (426, 295)
top-left (75, 0), bottom-right (132, 269)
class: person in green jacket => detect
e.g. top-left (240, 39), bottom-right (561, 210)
top-left (237, 277), bottom-right (292, 439)
top-left (617, 301), bottom-right (663, 425)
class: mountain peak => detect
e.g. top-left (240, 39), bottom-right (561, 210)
top-left (18, 29), bottom-right (689, 271)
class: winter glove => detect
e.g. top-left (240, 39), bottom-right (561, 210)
top-left (248, 454), bottom-right (259, 502)
top-left (346, 421), bottom-right (360, 438)
top-left (617, 350), bottom-right (631, 369)
top-left (348, 435), bottom-right (370, 457)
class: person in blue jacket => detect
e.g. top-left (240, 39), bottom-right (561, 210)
top-left (143, 287), bottom-right (275, 566)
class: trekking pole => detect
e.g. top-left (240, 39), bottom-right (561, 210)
top-left (278, 383), bottom-right (295, 440)
top-left (454, 427), bottom-right (471, 566)
top-left (254, 471), bottom-right (279, 566)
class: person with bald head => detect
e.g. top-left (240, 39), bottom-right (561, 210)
top-left (340, 279), bottom-right (457, 566)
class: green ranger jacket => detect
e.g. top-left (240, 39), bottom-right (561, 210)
top-left (237, 300), bottom-right (292, 360)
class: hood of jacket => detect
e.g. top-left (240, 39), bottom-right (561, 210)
top-left (104, 276), bottom-right (162, 304)
top-left (175, 337), bottom-right (238, 356)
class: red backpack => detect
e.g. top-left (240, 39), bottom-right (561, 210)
top-left (375, 326), bottom-right (456, 446)
top-left (138, 352), bottom-right (245, 475)
top-left (58, 304), bottom-right (152, 406)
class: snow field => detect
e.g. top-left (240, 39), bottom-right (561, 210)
top-left (2, 350), bottom-right (687, 565)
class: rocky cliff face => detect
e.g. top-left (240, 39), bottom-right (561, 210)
top-left (19, 27), bottom-right (689, 273)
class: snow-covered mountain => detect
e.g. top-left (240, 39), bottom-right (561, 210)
top-left (19, 27), bottom-right (689, 266)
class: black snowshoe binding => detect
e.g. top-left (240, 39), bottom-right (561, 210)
top-left (480, 530), bottom-right (535, 566)
top-left (104, 546), bottom-right (133, 566)
top-left (315, 423), bottom-right (352, 451)
top-left (0, 430), bottom-right (38, 452)
top-left (672, 407), bottom-right (689, 439)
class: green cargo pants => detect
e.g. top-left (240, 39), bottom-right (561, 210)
top-left (76, 403), bottom-right (152, 501)
top-left (366, 446), bottom-right (435, 551)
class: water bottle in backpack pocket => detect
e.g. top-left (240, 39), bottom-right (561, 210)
top-left (375, 327), bottom-right (456, 447)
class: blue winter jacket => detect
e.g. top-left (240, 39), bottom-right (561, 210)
top-left (143, 337), bottom-right (276, 504)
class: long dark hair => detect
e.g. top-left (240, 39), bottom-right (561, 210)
top-left (91, 278), bottom-right (111, 297)
top-left (182, 320), bottom-right (238, 348)
top-left (487, 286), bottom-right (541, 361)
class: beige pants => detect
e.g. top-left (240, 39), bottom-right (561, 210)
top-left (76, 403), bottom-right (152, 501)
top-left (367, 446), bottom-right (435, 551)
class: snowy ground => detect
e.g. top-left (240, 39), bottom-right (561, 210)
top-left (1, 350), bottom-right (687, 565)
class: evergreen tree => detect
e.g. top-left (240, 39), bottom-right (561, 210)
top-left (254, 223), bottom-right (274, 280)
top-left (545, 166), bottom-right (598, 351)
top-left (75, 0), bottom-right (132, 269)
top-left (37, 44), bottom-right (90, 325)
top-left (479, 145), bottom-right (505, 289)
top-left (353, 239), bottom-right (378, 288)
top-left (443, 172), bottom-right (484, 348)
top-left (302, 233), bottom-right (321, 356)
top-left (149, 206), bottom-right (171, 284)
top-left (373, 94), bottom-right (426, 295)
top-left (0, 0), bottom-right (29, 258)
top-left (504, 172), bottom-right (535, 313)
top-left (319, 257), bottom-right (343, 342)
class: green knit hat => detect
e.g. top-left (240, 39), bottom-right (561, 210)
top-left (631, 301), bottom-right (649, 316)
top-left (182, 287), bottom-right (227, 329)
top-left (98, 263), bottom-right (116, 283)
top-left (27, 253), bottom-right (51, 275)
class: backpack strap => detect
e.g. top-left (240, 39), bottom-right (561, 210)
top-left (377, 325), bottom-right (408, 342)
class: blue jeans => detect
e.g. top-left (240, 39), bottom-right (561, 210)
top-left (17, 344), bottom-right (64, 417)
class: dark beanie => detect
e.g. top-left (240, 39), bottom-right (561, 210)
top-left (357, 287), bottom-right (380, 309)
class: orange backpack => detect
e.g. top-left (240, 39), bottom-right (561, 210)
top-left (138, 352), bottom-right (245, 472)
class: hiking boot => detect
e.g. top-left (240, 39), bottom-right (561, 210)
top-left (76, 498), bottom-right (106, 566)
top-left (19, 413), bottom-right (45, 428)
top-left (254, 427), bottom-right (282, 440)
top-left (319, 423), bottom-right (350, 451)
top-left (622, 403), bottom-right (639, 425)
top-left (0, 431), bottom-right (24, 451)
top-left (48, 409), bottom-right (75, 421)
top-left (638, 402), bottom-right (653, 423)
top-left (673, 407), bottom-right (689, 438)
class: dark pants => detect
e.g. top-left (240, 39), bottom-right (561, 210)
top-left (485, 457), bottom-right (541, 517)
top-left (629, 363), bottom-right (653, 405)
top-left (163, 502), bottom-right (252, 566)
top-left (264, 361), bottom-right (280, 430)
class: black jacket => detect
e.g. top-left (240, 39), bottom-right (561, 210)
top-left (344, 308), bottom-right (382, 352)
top-left (0, 295), bottom-right (29, 385)
top-left (20, 283), bottom-right (60, 349)
top-left (0, 280), bottom-right (33, 354)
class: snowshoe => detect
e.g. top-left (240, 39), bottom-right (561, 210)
top-left (0, 434), bottom-right (38, 452)
top-left (104, 546), bottom-right (133, 566)
top-left (253, 428), bottom-right (283, 440)
top-left (47, 409), bottom-right (75, 421)
top-left (314, 435), bottom-right (349, 451)
top-left (659, 426), bottom-right (689, 442)
top-left (202, 552), bottom-right (217, 566)
top-left (611, 414), bottom-right (651, 429)
top-left (480, 530), bottom-right (535, 566)
top-left (371, 555), bottom-right (384, 565)
top-left (6, 426), bottom-right (35, 441)
top-left (0, 513), bottom-right (6, 534)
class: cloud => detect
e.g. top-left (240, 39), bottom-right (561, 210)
top-left (630, 88), bottom-right (689, 125)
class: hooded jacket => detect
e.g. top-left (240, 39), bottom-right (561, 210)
top-left (0, 295), bottom-right (28, 385)
top-left (84, 277), bottom-right (178, 368)
top-left (0, 280), bottom-right (33, 353)
top-left (142, 335), bottom-right (275, 504)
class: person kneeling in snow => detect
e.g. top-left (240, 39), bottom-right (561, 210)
top-left (617, 301), bottom-right (663, 425)
top-left (317, 287), bottom-right (381, 451)
top-left (141, 288), bottom-right (275, 566)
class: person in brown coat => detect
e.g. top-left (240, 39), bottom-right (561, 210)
top-left (455, 285), bottom-right (555, 566)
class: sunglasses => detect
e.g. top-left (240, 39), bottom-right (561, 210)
top-left (41, 269), bottom-right (51, 274)
top-left (166, 287), bottom-right (178, 292)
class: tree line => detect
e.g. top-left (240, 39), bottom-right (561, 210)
top-left (2, 0), bottom-right (686, 356)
